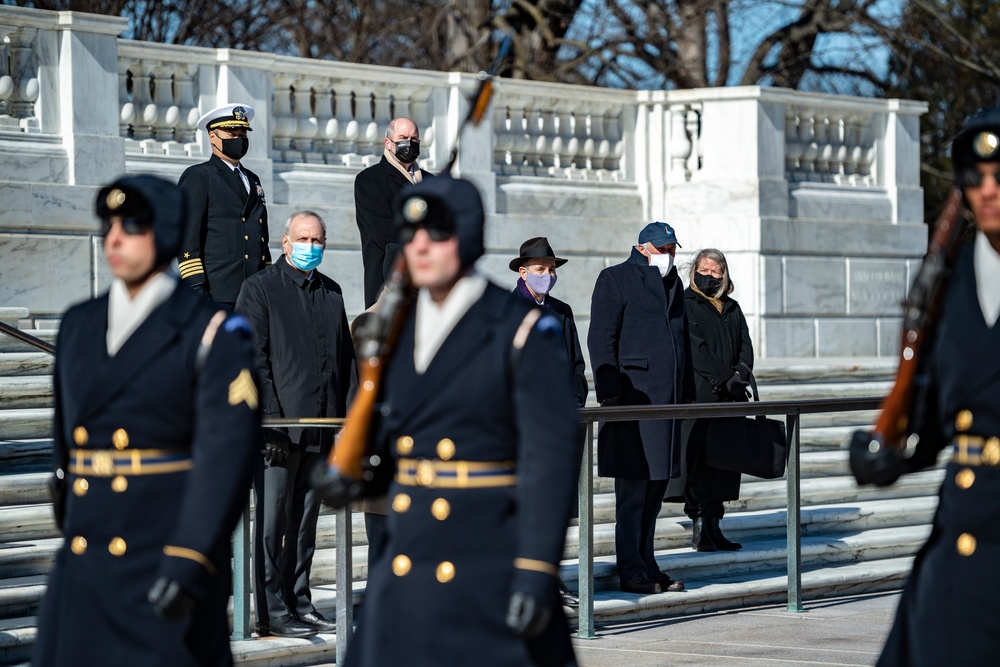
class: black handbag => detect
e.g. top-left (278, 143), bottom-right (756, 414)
top-left (704, 374), bottom-right (787, 479)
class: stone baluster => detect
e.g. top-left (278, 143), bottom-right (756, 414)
top-left (330, 82), bottom-right (357, 165)
top-left (312, 82), bottom-right (335, 161)
top-left (668, 103), bottom-right (692, 182)
top-left (271, 74), bottom-right (297, 161)
top-left (130, 63), bottom-right (156, 143)
top-left (549, 101), bottom-right (576, 174)
top-left (352, 88), bottom-right (378, 165)
top-left (582, 106), bottom-right (603, 176)
top-left (571, 109), bottom-right (592, 178)
top-left (828, 113), bottom-right (847, 183)
top-left (603, 109), bottom-right (623, 177)
top-left (172, 65), bottom-right (200, 155)
top-left (856, 116), bottom-right (876, 186)
top-left (291, 79), bottom-right (319, 162)
top-left (2, 27), bottom-right (40, 131)
top-left (493, 104), bottom-right (512, 173)
top-left (506, 100), bottom-right (530, 175)
top-left (537, 105), bottom-right (558, 170)
top-left (843, 113), bottom-right (862, 184)
top-left (524, 104), bottom-right (544, 174)
top-left (799, 109), bottom-right (819, 180)
top-left (0, 29), bottom-right (13, 121)
top-left (784, 107), bottom-right (803, 182)
top-left (816, 113), bottom-right (833, 181)
top-left (118, 60), bottom-right (136, 141)
top-left (685, 105), bottom-right (701, 176)
top-left (151, 64), bottom-right (179, 153)
top-left (409, 87), bottom-right (434, 169)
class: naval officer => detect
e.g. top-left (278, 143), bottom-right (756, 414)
top-left (178, 103), bottom-right (271, 306)
top-left (33, 175), bottom-right (261, 666)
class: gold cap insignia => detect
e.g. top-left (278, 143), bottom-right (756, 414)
top-left (233, 106), bottom-right (247, 122)
top-left (106, 188), bottom-right (126, 211)
top-left (403, 197), bottom-right (428, 223)
top-left (228, 369), bottom-right (259, 409)
top-left (973, 131), bottom-right (1000, 159)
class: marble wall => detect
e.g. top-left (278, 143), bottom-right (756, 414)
top-left (0, 5), bottom-right (929, 358)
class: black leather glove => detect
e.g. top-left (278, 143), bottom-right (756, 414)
top-left (262, 428), bottom-right (291, 465)
top-left (310, 459), bottom-right (363, 509)
top-left (849, 430), bottom-right (906, 486)
top-left (148, 576), bottom-right (197, 621)
top-left (724, 371), bottom-right (749, 397)
top-left (505, 591), bottom-right (552, 638)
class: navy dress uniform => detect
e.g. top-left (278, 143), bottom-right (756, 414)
top-left (178, 103), bottom-right (271, 305)
top-left (852, 108), bottom-right (1000, 666)
top-left (340, 178), bottom-right (582, 666)
top-left (33, 176), bottom-right (262, 666)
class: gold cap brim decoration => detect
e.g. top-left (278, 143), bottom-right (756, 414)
top-left (403, 197), bottom-right (428, 223)
top-left (973, 131), bottom-right (1000, 159)
top-left (106, 188), bottom-right (126, 211)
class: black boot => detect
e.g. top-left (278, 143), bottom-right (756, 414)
top-left (708, 517), bottom-right (742, 551)
top-left (692, 516), bottom-right (717, 552)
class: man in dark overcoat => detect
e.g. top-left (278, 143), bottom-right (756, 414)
top-left (850, 107), bottom-right (1000, 666)
top-left (177, 103), bottom-right (271, 306)
top-left (33, 175), bottom-right (261, 666)
top-left (588, 221), bottom-right (693, 594)
top-left (236, 211), bottom-right (358, 638)
top-left (330, 177), bottom-right (582, 666)
top-left (354, 116), bottom-right (432, 308)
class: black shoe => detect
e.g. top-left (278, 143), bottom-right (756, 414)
top-left (558, 582), bottom-right (579, 608)
top-left (269, 614), bottom-right (318, 638)
top-left (708, 517), bottom-right (742, 551)
top-left (255, 622), bottom-right (270, 637)
top-left (299, 610), bottom-right (336, 632)
top-left (620, 573), bottom-right (661, 595)
top-left (692, 516), bottom-right (718, 552)
top-left (650, 571), bottom-right (685, 592)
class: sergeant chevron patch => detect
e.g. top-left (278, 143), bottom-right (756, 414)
top-left (228, 369), bottom-right (258, 409)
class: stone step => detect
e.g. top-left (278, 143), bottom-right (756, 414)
top-left (0, 441), bottom-right (52, 474)
top-left (0, 410), bottom-right (53, 441)
top-left (0, 539), bottom-right (59, 580)
top-left (0, 576), bottom-right (45, 619)
top-left (751, 358), bottom-right (897, 384)
top-left (756, 380), bottom-right (891, 402)
top-left (0, 378), bottom-right (53, 410)
top-left (0, 330), bottom-right (56, 354)
top-left (0, 505), bottom-right (58, 543)
top-left (0, 354), bottom-right (53, 378)
top-left (0, 474), bottom-right (51, 506)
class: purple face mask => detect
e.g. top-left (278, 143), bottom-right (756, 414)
top-left (524, 271), bottom-right (557, 296)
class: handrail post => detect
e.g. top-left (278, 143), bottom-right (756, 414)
top-left (785, 412), bottom-right (803, 612)
top-left (576, 420), bottom-right (597, 639)
top-left (232, 494), bottom-right (253, 638)
top-left (335, 504), bottom-right (354, 663)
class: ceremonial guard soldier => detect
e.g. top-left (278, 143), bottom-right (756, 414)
top-left (333, 177), bottom-right (582, 666)
top-left (33, 175), bottom-right (262, 666)
top-left (178, 103), bottom-right (271, 306)
top-left (851, 107), bottom-right (1000, 665)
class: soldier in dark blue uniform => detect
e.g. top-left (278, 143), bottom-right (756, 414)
top-left (340, 177), bottom-right (582, 666)
top-left (33, 175), bottom-right (262, 666)
top-left (851, 107), bottom-right (1000, 666)
top-left (178, 103), bottom-right (271, 306)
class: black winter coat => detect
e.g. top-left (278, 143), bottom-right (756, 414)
top-left (588, 248), bottom-right (694, 480)
top-left (177, 154), bottom-right (271, 304)
top-left (665, 287), bottom-right (754, 503)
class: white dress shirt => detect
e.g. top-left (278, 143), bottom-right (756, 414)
top-left (975, 230), bottom-right (1000, 327)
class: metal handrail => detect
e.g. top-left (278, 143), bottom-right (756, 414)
top-left (240, 395), bottom-right (884, 658)
top-left (0, 321), bottom-right (55, 355)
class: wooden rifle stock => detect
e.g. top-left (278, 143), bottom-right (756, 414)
top-left (872, 187), bottom-right (968, 447)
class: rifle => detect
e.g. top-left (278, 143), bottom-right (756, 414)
top-left (850, 187), bottom-right (970, 484)
top-left (314, 35), bottom-right (514, 503)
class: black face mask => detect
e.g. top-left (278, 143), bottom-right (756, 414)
top-left (694, 272), bottom-right (724, 295)
top-left (220, 136), bottom-right (249, 161)
top-left (394, 140), bottom-right (420, 164)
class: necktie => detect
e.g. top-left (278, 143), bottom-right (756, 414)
top-left (235, 166), bottom-right (250, 194)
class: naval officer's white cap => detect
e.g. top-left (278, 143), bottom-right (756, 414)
top-left (197, 104), bottom-right (255, 132)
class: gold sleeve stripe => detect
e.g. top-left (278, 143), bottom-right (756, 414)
top-left (513, 309), bottom-right (542, 350)
top-left (178, 258), bottom-right (204, 270)
top-left (179, 267), bottom-right (205, 278)
top-left (163, 545), bottom-right (217, 576)
top-left (179, 258), bottom-right (206, 279)
top-left (513, 557), bottom-right (559, 576)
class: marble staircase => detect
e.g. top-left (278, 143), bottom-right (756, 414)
top-left (0, 327), bottom-right (935, 666)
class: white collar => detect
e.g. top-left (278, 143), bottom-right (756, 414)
top-left (107, 270), bottom-right (177, 356)
top-left (974, 230), bottom-right (1000, 327)
top-left (413, 272), bottom-right (488, 373)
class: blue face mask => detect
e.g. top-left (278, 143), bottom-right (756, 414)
top-left (289, 242), bottom-right (323, 271)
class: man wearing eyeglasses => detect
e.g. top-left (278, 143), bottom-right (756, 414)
top-left (178, 103), bottom-right (271, 307)
top-left (33, 175), bottom-right (261, 666)
top-left (235, 211), bottom-right (358, 638)
top-left (337, 177), bottom-right (581, 666)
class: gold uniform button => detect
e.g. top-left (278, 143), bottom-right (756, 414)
top-left (112, 428), bottom-right (129, 451)
top-left (70, 536), bottom-right (87, 555)
top-left (244, 254), bottom-right (249, 260)
top-left (392, 493), bottom-right (411, 513)
top-left (392, 554), bottom-right (412, 576)
top-left (262, 255), bottom-right (266, 261)
top-left (396, 436), bottom-right (414, 455)
top-left (242, 217), bottom-right (246, 222)
top-left (955, 469), bottom-right (975, 490)
top-left (73, 426), bottom-right (88, 446)
top-left (955, 410), bottom-right (973, 432)
top-left (415, 461), bottom-right (436, 486)
top-left (431, 498), bottom-right (451, 521)
top-left (436, 561), bottom-right (455, 583)
top-left (983, 438), bottom-right (1000, 466)
top-left (109, 537), bottom-right (127, 556)
top-left (957, 533), bottom-right (976, 556)
top-left (72, 478), bottom-right (89, 496)
top-left (244, 235), bottom-right (249, 240)
top-left (436, 438), bottom-right (456, 461)
top-left (111, 476), bottom-right (128, 493)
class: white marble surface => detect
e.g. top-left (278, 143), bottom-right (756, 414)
top-left (0, 233), bottom-right (91, 314)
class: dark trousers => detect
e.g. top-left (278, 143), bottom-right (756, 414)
top-left (364, 512), bottom-right (388, 576)
top-left (614, 478), bottom-right (668, 582)
top-left (253, 449), bottom-right (323, 624)
top-left (683, 430), bottom-right (726, 520)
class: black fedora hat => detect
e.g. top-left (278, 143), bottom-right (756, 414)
top-left (509, 237), bottom-right (568, 272)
